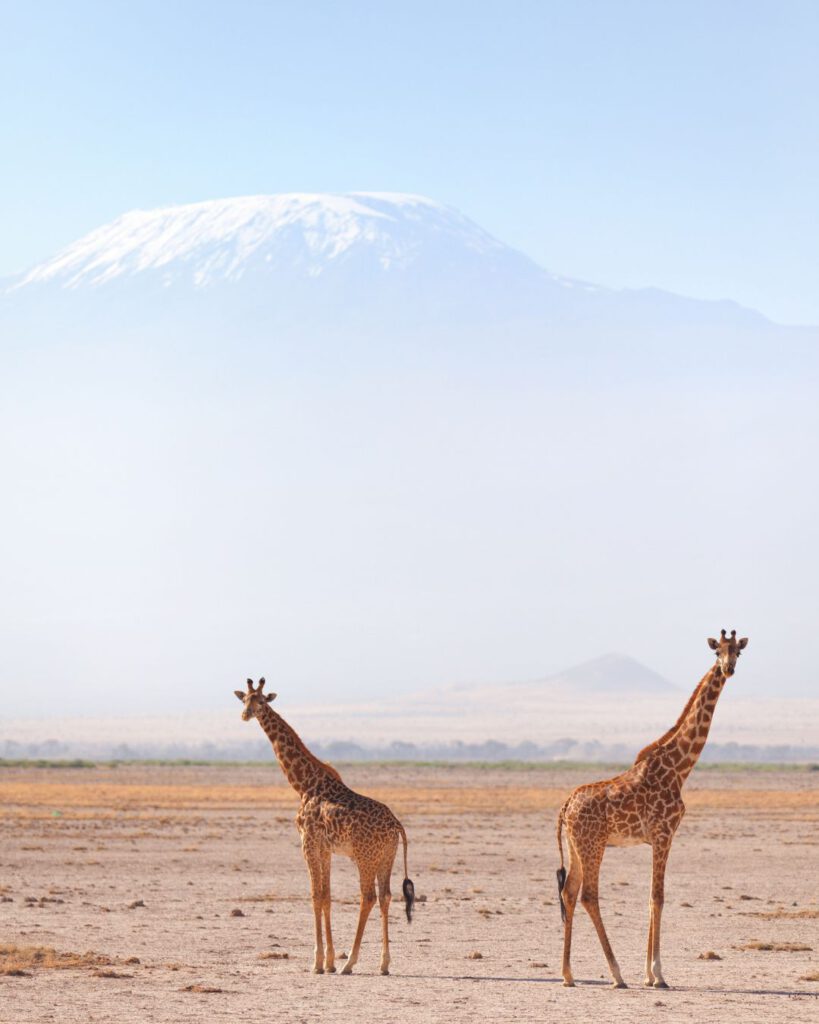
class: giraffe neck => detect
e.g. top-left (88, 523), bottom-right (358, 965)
top-left (253, 703), bottom-right (341, 797)
top-left (665, 664), bottom-right (726, 782)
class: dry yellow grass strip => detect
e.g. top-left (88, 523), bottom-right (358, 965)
top-left (0, 783), bottom-right (295, 811)
top-left (1, 782), bottom-right (818, 816)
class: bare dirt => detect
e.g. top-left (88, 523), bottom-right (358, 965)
top-left (1, 763), bottom-right (817, 1023)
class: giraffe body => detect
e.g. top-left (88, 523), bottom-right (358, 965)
top-left (555, 630), bottom-right (748, 989)
top-left (235, 679), bottom-right (414, 975)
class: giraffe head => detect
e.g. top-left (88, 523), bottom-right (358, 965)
top-left (234, 677), bottom-right (277, 721)
top-left (706, 629), bottom-right (748, 677)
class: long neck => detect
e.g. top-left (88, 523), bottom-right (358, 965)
top-left (253, 703), bottom-right (341, 796)
top-left (635, 663), bottom-right (726, 781)
top-left (669, 664), bottom-right (726, 781)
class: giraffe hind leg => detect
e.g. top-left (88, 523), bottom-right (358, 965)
top-left (556, 835), bottom-right (581, 987)
top-left (340, 865), bottom-right (376, 975)
top-left (560, 851), bottom-right (581, 987)
top-left (376, 847), bottom-right (397, 975)
top-left (579, 850), bottom-right (626, 988)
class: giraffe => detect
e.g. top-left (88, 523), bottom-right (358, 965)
top-left (555, 629), bottom-right (749, 989)
top-left (234, 678), bottom-right (415, 975)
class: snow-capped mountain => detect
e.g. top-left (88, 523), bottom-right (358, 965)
top-left (14, 192), bottom-right (554, 291)
top-left (4, 191), bottom-right (767, 329)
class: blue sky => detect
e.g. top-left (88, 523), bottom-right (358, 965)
top-left (2, 1), bottom-right (817, 322)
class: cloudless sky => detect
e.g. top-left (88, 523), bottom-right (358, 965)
top-left (1, 0), bottom-right (817, 324)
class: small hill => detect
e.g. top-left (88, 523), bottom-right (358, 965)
top-left (533, 653), bottom-right (678, 695)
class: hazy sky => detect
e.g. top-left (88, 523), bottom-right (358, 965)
top-left (1, 2), bottom-right (818, 726)
top-left (1, 1), bottom-right (817, 324)
top-left (1, 322), bottom-right (818, 718)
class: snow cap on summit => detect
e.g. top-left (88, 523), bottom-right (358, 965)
top-left (15, 192), bottom-right (519, 290)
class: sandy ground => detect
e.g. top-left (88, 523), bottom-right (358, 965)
top-left (0, 763), bottom-right (817, 1023)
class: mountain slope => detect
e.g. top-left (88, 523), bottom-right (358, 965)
top-left (13, 192), bottom-right (556, 291)
top-left (4, 191), bottom-right (769, 329)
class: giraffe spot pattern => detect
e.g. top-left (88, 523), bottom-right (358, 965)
top-left (556, 646), bottom-right (743, 989)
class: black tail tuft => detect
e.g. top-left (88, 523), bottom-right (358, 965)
top-left (556, 866), bottom-right (567, 923)
top-left (402, 877), bottom-right (415, 923)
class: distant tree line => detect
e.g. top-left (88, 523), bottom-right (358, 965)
top-left (1, 735), bottom-right (816, 764)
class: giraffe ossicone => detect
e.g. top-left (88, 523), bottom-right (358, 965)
top-left (235, 677), bottom-right (415, 976)
top-left (554, 630), bottom-right (748, 990)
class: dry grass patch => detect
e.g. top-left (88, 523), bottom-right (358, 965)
top-left (800, 971), bottom-right (819, 982)
top-left (698, 951), bottom-right (722, 960)
top-left (749, 908), bottom-right (819, 920)
top-left (737, 941), bottom-right (813, 952)
top-left (258, 951), bottom-right (289, 960)
top-left (183, 983), bottom-right (223, 993)
top-left (0, 944), bottom-right (114, 976)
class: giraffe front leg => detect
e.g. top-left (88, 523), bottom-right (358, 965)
top-left (322, 901), bottom-right (335, 973)
top-left (320, 851), bottom-right (335, 973)
top-left (650, 902), bottom-right (667, 988)
top-left (310, 892), bottom-right (324, 973)
top-left (303, 840), bottom-right (326, 974)
top-left (648, 839), bottom-right (672, 988)
top-left (644, 904), bottom-right (656, 986)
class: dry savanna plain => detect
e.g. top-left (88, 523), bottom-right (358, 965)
top-left (0, 762), bottom-right (817, 1024)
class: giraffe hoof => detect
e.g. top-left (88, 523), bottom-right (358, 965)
top-left (340, 964), bottom-right (353, 976)
top-left (380, 967), bottom-right (390, 976)
top-left (313, 966), bottom-right (324, 975)
top-left (653, 980), bottom-right (669, 989)
top-left (326, 965), bottom-right (336, 974)
top-left (562, 979), bottom-right (575, 988)
top-left (612, 980), bottom-right (628, 989)
top-left (644, 979), bottom-right (655, 987)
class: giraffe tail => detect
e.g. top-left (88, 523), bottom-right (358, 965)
top-left (556, 803), bottom-right (568, 923)
top-left (399, 824), bottom-right (415, 924)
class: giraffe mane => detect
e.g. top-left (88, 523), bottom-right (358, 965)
top-left (633, 666), bottom-right (716, 763)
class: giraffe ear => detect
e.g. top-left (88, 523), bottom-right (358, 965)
top-left (234, 690), bottom-right (245, 701)
top-left (707, 637), bottom-right (719, 651)
top-left (737, 637), bottom-right (749, 650)
top-left (264, 692), bottom-right (277, 703)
